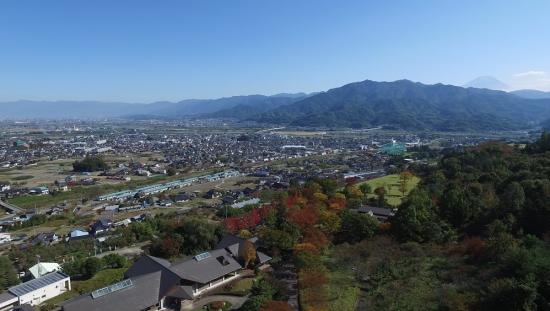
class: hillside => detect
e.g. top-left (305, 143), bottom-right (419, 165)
top-left (511, 89), bottom-right (550, 99)
top-left (200, 94), bottom-right (310, 119)
top-left (251, 80), bottom-right (550, 131)
top-left (0, 95), bottom-right (308, 120)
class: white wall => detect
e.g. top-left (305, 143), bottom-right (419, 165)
top-left (18, 277), bottom-right (71, 306)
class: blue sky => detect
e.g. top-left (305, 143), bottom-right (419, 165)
top-left (1, 0), bottom-right (549, 102)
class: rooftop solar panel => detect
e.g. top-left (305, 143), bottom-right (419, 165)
top-left (91, 279), bottom-right (133, 299)
top-left (194, 252), bottom-right (211, 261)
top-left (9, 272), bottom-right (69, 297)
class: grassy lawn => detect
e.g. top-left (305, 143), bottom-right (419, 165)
top-left (214, 276), bottom-right (255, 297)
top-left (327, 270), bottom-right (360, 311)
top-left (228, 277), bottom-right (254, 296)
top-left (359, 174), bottom-right (420, 206)
top-left (12, 175), bottom-right (34, 181)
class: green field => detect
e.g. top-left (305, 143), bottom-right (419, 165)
top-left (8, 175), bottom-right (173, 208)
top-left (359, 174), bottom-right (420, 206)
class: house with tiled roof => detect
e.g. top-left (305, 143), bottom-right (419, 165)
top-left (62, 235), bottom-right (271, 311)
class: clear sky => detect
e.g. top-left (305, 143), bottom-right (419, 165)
top-left (1, 0), bottom-right (549, 102)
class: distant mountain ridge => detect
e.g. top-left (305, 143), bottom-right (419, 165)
top-left (511, 89), bottom-right (550, 99)
top-left (249, 79), bottom-right (550, 131)
top-left (0, 94), bottom-right (311, 120)
top-left (2, 81), bottom-right (550, 132)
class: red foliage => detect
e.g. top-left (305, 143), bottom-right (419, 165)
top-left (288, 206), bottom-right (319, 230)
top-left (224, 205), bottom-right (274, 233)
top-left (285, 194), bottom-right (301, 208)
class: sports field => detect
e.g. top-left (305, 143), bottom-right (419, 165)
top-left (359, 174), bottom-right (420, 206)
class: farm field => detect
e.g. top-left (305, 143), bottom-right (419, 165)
top-left (359, 174), bottom-right (420, 206)
top-left (0, 159), bottom-right (73, 187)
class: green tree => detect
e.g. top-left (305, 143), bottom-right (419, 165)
top-left (0, 256), bottom-right (19, 290)
top-left (392, 189), bottom-right (454, 243)
top-left (374, 186), bottom-right (386, 207)
top-left (337, 210), bottom-right (379, 244)
top-left (82, 257), bottom-right (103, 278)
top-left (502, 182), bottom-right (525, 212)
top-left (101, 254), bottom-right (127, 269)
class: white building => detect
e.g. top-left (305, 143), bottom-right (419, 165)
top-left (28, 262), bottom-right (62, 279)
top-left (0, 184), bottom-right (10, 192)
top-left (0, 233), bottom-right (11, 244)
top-left (0, 271), bottom-right (71, 310)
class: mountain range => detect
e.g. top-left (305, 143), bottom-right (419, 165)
top-left (511, 89), bottom-right (550, 99)
top-left (248, 80), bottom-right (550, 131)
top-left (2, 80), bottom-right (550, 131)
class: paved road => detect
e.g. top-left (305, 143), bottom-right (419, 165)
top-left (180, 294), bottom-right (249, 311)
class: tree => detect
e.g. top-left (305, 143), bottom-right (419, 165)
top-left (166, 167), bottom-right (177, 176)
top-left (374, 186), bottom-right (386, 207)
top-left (260, 228), bottom-right (298, 251)
top-left (239, 240), bottom-right (257, 268)
top-left (392, 189), bottom-right (455, 243)
top-left (241, 277), bottom-right (279, 311)
top-left (72, 156), bottom-right (109, 172)
top-left (399, 171), bottom-right (414, 196)
top-left (176, 218), bottom-right (224, 254)
top-left (337, 210), bottom-right (379, 244)
top-left (239, 229), bottom-right (253, 239)
top-left (0, 256), bottom-right (19, 290)
top-left (102, 254), bottom-right (127, 269)
top-left (82, 257), bottom-right (102, 278)
top-left (502, 182), bottom-right (525, 212)
top-left (359, 183), bottom-right (372, 195)
top-left (319, 210), bottom-right (341, 235)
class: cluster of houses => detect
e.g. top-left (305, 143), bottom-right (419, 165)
top-left (96, 170), bottom-right (240, 202)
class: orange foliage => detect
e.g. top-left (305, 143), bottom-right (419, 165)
top-left (293, 243), bottom-right (319, 255)
top-left (303, 228), bottom-right (329, 249)
top-left (379, 222), bottom-right (392, 232)
top-left (299, 268), bottom-right (330, 311)
top-left (328, 196), bottom-right (346, 211)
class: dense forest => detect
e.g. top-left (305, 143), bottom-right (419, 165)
top-left (377, 132), bottom-right (550, 310)
top-left (235, 132), bottom-right (550, 310)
